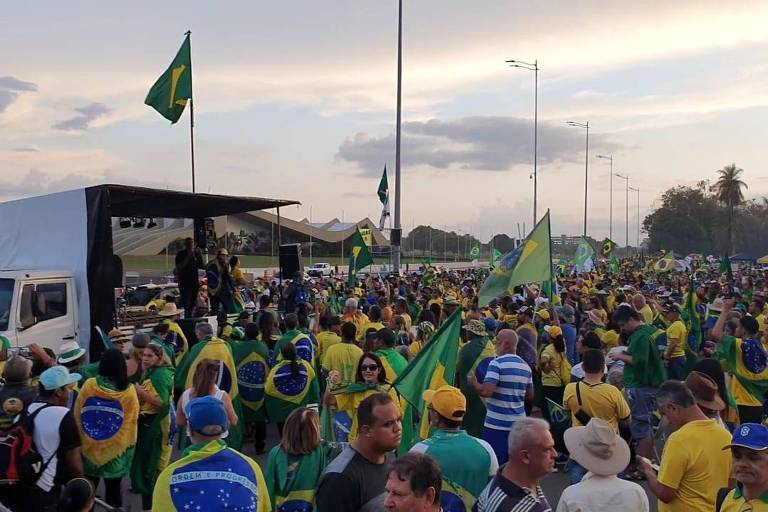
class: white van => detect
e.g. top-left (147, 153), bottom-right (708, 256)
top-left (0, 269), bottom-right (80, 350)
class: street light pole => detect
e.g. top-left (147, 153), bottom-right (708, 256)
top-left (596, 154), bottom-right (613, 240)
top-left (567, 121), bottom-right (590, 236)
top-left (392, 0), bottom-right (403, 274)
top-left (616, 174), bottom-right (630, 247)
top-left (507, 59), bottom-right (538, 227)
top-left (630, 187), bottom-right (640, 251)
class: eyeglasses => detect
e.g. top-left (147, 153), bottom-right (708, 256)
top-left (361, 364), bottom-right (379, 372)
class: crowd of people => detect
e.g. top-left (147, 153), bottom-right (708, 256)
top-left (0, 243), bottom-right (767, 512)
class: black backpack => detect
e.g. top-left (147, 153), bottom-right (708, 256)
top-left (0, 403), bottom-right (55, 484)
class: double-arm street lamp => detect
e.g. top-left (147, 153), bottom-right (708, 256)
top-left (507, 59), bottom-right (538, 228)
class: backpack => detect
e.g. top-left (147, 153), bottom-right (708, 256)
top-left (0, 403), bottom-right (55, 483)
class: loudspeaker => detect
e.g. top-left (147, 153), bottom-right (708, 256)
top-left (193, 218), bottom-right (217, 251)
top-left (279, 243), bottom-right (302, 279)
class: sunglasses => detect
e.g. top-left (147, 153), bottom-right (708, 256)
top-left (361, 364), bottom-right (380, 372)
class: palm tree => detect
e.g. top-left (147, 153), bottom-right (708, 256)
top-left (714, 163), bottom-right (747, 255)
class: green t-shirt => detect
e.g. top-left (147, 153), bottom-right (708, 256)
top-left (624, 324), bottom-right (667, 388)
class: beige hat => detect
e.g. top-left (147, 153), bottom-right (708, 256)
top-left (158, 303), bottom-right (181, 317)
top-left (685, 371), bottom-right (725, 411)
top-left (107, 328), bottom-right (130, 343)
top-left (586, 309), bottom-right (605, 327)
top-left (564, 418), bottom-right (630, 476)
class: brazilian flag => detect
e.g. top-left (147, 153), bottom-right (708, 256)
top-left (232, 340), bottom-right (270, 423)
top-left (654, 254), bottom-right (675, 273)
top-left (75, 376), bottom-right (139, 478)
top-left (393, 310), bottom-right (461, 440)
top-left (601, 238), bottom-right (617, 257)
top-left (145, 33), bottom-right (192, 124)
top-left (347, 227), bottom-right (373, 286)
top-left (265, 360), bottom-right (320, 424)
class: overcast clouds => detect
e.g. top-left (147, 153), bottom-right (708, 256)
top-left (1, 1), bottom-right (768, 240)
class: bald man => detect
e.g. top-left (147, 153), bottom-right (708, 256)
top-left (469, 329), bottom-right (534, 465)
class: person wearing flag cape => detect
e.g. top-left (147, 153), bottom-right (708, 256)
top-left (74, 349), bottom-right (139, 509)
top-left (323, 352), bottom-right (400, 442)
top-left (130, 342), bottom-right (175, 511)
top-left (457, 319), bottom-right (493, 438)
top-left (265, 407), bottom-right (343, 512)
top-left (265, 343), bottom-right (320, 435)
top-left (232, 323), bottom-right (270, 454)
top-left (175, 322), bottom-right (244, 449)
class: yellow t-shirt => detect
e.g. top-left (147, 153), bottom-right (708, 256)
top-left (357, 321), bottom-right (385, 342)
top-left (540, 344), bottom-right (568, 387)
top-left (657, 419), bottom-right (733, 512)
top-left (409, 340), bottom-right (424, 357)
top-left (322, 342), bottom-right (363, 390)
top-left (756, 314), bottom-right (766, 334)
top-left (665, 320), bottom-right (688, 359)
top-left (562, 381), bottom-right (630, 432)
top-left (316, 331), bottom-right (341, 362)
top-left (720, 485), bottom-right (768, 512)
top-left (335, 386), bottom-right (400, 440)
top-left (341, 312), bottom-right (369, 335)
top-left (639, 305), bottom-right (654, 324)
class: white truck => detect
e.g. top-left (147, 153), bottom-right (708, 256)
top-left (306, 262), bottom-right (334, 277)
top-left (0, 269), bottom-right (82, 349)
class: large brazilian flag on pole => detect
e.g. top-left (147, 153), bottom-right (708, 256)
top-left (145, 33), bottom-right (192, 123)
top-left (478, 211), bottom-right (552, 307)
top-left (392, 310), bottom-right (462, 439)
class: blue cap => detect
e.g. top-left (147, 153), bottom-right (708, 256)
top-left (186, 396), bottom-right (229, 437)
top-left (483, 317), bottom-right (498, 333)
top-left (40, 365), bottom-right (81, 391)
top-left (723, 423), bottom-right (768, 451)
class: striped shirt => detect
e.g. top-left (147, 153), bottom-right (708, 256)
top-left (482, 354), bottom-right (532, 430)
top-left (474, 471), bottom-right (551, 512)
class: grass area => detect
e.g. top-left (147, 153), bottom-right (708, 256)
top-left (122, 254), bottom-right (446, 272)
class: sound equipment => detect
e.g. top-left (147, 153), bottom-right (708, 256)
top-left (279, 243), bottom-right (302, 279)
top-left (193, 218), bottom-right (217, 251)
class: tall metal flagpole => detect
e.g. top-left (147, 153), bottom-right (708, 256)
top-left (392, 0), bottom-right (403, 274)
top-left (187, 30), bottom-right (196, 193)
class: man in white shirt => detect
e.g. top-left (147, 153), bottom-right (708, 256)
top-left (26, 366), bottom-right (83, 510)
top-left (557, 418), bottom-right (649, 512)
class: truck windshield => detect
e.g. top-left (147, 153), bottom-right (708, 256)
top-left (0, 279), bottom-right (12, 332)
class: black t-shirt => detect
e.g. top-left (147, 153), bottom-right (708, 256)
top-left (316, 446), bottom-right (394, 512)
top-left (175, 249), bottom-right (203, 284)
top-left (0, 382), bottom-right (38, 430)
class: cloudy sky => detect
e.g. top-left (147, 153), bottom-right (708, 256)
top-left (2, 1), bottom-right (768, 243)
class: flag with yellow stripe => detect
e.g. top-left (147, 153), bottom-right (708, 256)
top-left (392, 310), bottom-right (461, 439)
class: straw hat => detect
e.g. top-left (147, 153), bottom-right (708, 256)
top-left (564, 418), bottom-right (630, 476)
top-left (586, 309), bottom-right (605, 327)
top-left (158, 303), bottom-right (181, 317)
top-left (107, 328), bottom-right (130, 343)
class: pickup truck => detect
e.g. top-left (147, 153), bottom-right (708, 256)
top-left (306, 262), bottom-right (334, 278)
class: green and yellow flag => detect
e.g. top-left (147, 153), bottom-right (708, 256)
top-left (654, 253), bottom-right (675, 273)
top-left (490, 248), bottom-right (502, 268)
top-left (601, 238), bottom-right (617, 257)
top-left (469, 245), bottom-right (481, 261)
top-left (392, 310), bottom-right (462, 439)
top-left (74, 376), bottom-right (138, 476)
top-left (145, 33), bottom-right (192, 124)
top-left (347, 227), bottom-right (373, 286)
top-left (478, 211), bottom-right (552, 307)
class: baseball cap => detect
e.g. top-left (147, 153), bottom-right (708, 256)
top-left (40, 365), bottom-right (81, 391)
top-left (544, 325), bottom-right (563, 338)
top-left (423, 385), bottom-right (466, 421)
top-left (535, 309), bottom-right (551, 321)
top-left (187, 396), bottom-right (229, 437)
top-left (723, 423), bottom-right (768, 451)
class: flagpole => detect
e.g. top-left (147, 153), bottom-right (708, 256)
top-left (392, 0), bottom-right (403, 274)
top-left (187, 30), bottom-right (196, 194)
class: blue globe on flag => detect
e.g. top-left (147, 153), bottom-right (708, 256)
top-left (274, 365), bottom-right (308, 397)
top-left (440, 490), bottom-right (467, 512)
top-left (238, 360), bottom-right (267, 403)
top-left (278, 500), bottom-right (313, 512)
top-left (170, 452), bottom-right (260, 511)
top-left (474, 356), bottom-right (494, 384)
top-left (81, 397), bottom-right (124, 441)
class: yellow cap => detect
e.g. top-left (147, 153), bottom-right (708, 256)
top-left (423, 385), bottom-right (466, 420)
top-left (535, 309), bottom-right (550, 320)
top-left (545, 325), bottom-right (563, 338)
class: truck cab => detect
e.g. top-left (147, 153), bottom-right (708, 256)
top-left (0, 269), bottom-right (80, 351)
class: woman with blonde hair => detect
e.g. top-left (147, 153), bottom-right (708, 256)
top-left (265, 407), bottom-right (341, 511)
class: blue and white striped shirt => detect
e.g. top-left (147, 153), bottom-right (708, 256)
top-left (482, 354), bottom-right (532, 430)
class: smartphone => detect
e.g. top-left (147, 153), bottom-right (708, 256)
top-left (638, 456), bottom-right (660, 472)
